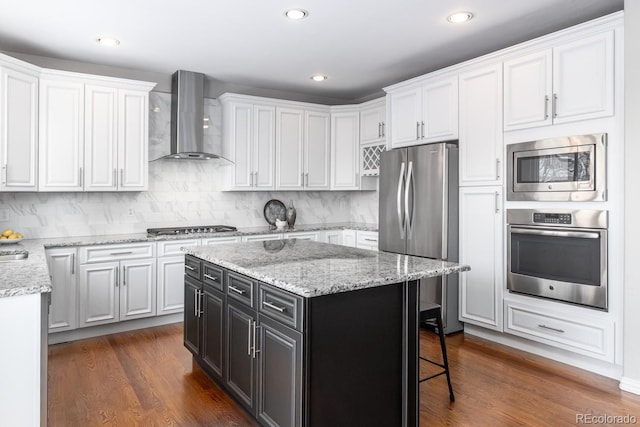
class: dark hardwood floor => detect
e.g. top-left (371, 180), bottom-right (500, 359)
top-left (48, 323), bottom-right (640, 426)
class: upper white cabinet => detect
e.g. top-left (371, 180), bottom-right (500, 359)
top-left (459, 63), bottom-right (503, 186)
top-left (359, 98), bottom-right (386, 144)
top-left (503, 30), bottom-right (614, 131)
top-left (304, 110), bottom-right (331, 190)
top-left (220, 96), bottom-right (276, 191)
top-left (387, 75), bottom-right (458, 148)
top-left (0, 60), bottom-right (39, 192)
top-left (39, 70), bottom-right (154, 192)
top-left (331, 109), bottom-right (360, 190)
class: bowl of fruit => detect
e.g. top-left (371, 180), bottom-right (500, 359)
top-left (0, 229), bottom-right (23, 244)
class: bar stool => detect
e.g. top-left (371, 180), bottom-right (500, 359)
top-left (419, 303), bottom-right (455, 402)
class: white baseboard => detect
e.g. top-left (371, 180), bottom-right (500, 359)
top-left (48, 313), bottom-right (183, 345)
top-left (620, 377), bottom-right (640, 395)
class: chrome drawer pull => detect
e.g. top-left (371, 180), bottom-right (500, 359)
top-left (363, 238), bottom-right (377, 242)
top-left (110, 251), bottom-right (133, 256)
top-left (263, 301), bottom-right (286, 313)
top-left (229, 285), bottom-right (246, 295)
top-left (185, 265), bottom-right (195, 271)
top-left (203, 273), bottom-right (217, 282)
top-left (538, 324), bottom-right (565, 334)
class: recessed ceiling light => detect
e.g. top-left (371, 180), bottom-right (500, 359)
top-left (285, 9), bottom-right (308, 20)
top-left (96, 37), bottom-right (120, 47)
top-left (310, 75), bottom-right (328, 82)
top-left (446, 12), bottom-right (473, 23)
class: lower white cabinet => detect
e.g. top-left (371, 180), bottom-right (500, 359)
top-left (284, 231), bottom-right (321, 241)
top-left (356, 230), bottom-right (378, 251)
top-left (157, 256), bottom-right (186, 316)
top-left (242, 233), bottom-right (283, 242)
top-left (202, 236), bottom-right (242, 245)
top-left (504, 299), bottom-right (615, 362)
top-left (45, 247), bottom-right (77, 332)
top-left (342, 230), bottom-right (356, 248)
top-left (458, 186), bottom-right (503, 331)
top-left (324, 230), bottom-right (342, 245)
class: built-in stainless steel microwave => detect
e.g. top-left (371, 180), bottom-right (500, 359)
top-left (506, 133), bottom-right (607, 201)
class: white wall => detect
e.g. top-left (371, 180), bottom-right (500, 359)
top-left (621, 0), bottom-right (640, 394)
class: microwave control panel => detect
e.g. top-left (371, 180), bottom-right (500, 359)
top-left (532, 212), bottom-right (572, 224)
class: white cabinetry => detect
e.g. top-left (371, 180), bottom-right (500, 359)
top-left (242, 233), bottom-right (283, 242)
top-left (156, 239), bottom-right (200, 316)
top-left (503, 30), bottom-right (614, 131)
top-left (342, 230), bottom-right (356, 248)
top-left (388, 75), bottom-right (458, 148)
top-left (355, 231), bottom-right (378, 251)
top-left (0, 60), bottom-right (39, 191)
top-left (221, 97), bottom-right (276, 190)
top-left (331, 109), bottom-right (360, 190)
top-left (45, 247), bottom-right (77, 332)
top-left (459, 187), bottom-right (503, 331)
top-left (359, 98), bottom-right (386, 144)
top-left (324, 230), bottom-right (342, 245)
top-left (39, 71), bottom-right (154, 192)
top-left (78, 243), bottom-right (156, 327)
top-left (459, 63), bottom-right (503, 186)
top-left (284, 231), bottom-right (322, 241)
top-left (304, 110), bottom-right (331, 190)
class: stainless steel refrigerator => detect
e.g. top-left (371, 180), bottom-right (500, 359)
top-left (378, 142), bottom-right (463, 333)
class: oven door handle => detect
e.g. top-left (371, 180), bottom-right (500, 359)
top-left (510, 227), bottom-right (601, 239)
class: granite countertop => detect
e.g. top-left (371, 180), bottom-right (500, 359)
top-left (184, 240), bottom-right (470, 298)
top-left (0, 222), bottom-right (377, 299)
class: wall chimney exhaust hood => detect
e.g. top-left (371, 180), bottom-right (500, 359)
top-left (164, 70), bottom-right (227, 160)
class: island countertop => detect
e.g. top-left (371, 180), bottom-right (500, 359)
top-left (183, 239), bottom-right (470, 298)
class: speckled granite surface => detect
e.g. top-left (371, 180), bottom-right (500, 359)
top-left (184, 240), bottom-right (470, 298)
top-left (0, 223), bottom-right (376, 298)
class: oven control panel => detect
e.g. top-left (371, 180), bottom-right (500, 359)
top-left (532, 212), bottom-right (572, 224)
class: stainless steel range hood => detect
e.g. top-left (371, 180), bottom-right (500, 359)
top-left (165, 70), bottom-right (223, 160)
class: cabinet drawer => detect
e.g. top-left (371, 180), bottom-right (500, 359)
top-left (227, 272), bottom-right (255, 308)
top-left (185, 255), bottom-right (202, 280)
top-left (157, 239), bottom-right (201, 257)
top-left (79, 242), bottom-right (155, 264)
top-left (504, 300), bottom-right (614, 361)
top-left (203, 262), bottom-right (224, 292)
top-left (356, 231), bottom-right (378, 249)
top-left (259, 284), bottom-right (303, 331)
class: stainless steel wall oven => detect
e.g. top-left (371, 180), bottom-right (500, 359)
top-left (507, 209), bottom-right (608, 310)
top-left (506, 133), bottom-right (606, 201)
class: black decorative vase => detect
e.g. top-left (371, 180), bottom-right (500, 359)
top-left (286, 200), bottom-right (297, 228)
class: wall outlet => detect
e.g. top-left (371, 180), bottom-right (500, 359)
top-left (0, 208), bottom-right (9, 222)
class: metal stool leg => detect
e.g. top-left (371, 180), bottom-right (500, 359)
top-left (435, 311), bottom-right (455, 402)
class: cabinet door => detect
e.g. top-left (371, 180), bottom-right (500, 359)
top-left (120, 259), bottom-right (156, 320)
top-left (342, 230), bottom-right (356, 247)
top-left (78, 261), bottom-right (118, 327)
top-left (184, 277), bottom-right (201, 355)
top-left (389, 88), bottom-right (421, 148)
top-left (202, 287), bottom-right (225, 380)
top-left (359, 100), bottom-right (385, 144)
top-left (253, 104), bottom-right (276, 190)
top-left (257, 315), bottom-right (303, 427)
top-left (226, 301), bottom-right (257, 414)
top-left (0, 66), bottom-right (38, 191)
top-left (331, 111), bottom-right (360, 190)
top-left (118, 89), bottom-right (148, 190)
top-left (38, 78), bottom-right (84, 191)
top-left (459, 187), bottom-right (503, 331)
top-left (276, 107), bottom-right (304, 190)
top-left (157, 256), bottom-right (186, 315)
top-left (422, 76), bottom-right (458, 142)
top-left (229, 102), bottom-right (253, 189)
top-left (553, 30), bottom-right (614, 124)
top-left (503, 50), bottom-right (553, 131)
top-left (325, 230), bottom-right (342, 245)
top-left (84, 85), bottom-right (117, 191)
top-left (46, 248), bottom-right (77, 332)
top-left (304, 110), bottom-right (330, 190)
top-left (459, 63), bottom-right (503, 186)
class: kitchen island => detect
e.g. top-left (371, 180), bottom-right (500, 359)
top-left (183, 239), bottom-right (469, 427)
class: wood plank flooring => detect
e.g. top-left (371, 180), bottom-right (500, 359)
top-left (48, 323), bottom-right (640, 426)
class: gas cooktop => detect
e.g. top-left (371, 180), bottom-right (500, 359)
top-left (146, 225), bottom-right (238, 236)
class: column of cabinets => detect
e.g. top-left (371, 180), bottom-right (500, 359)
top-left (503, 30), bottom-right (614, 131)
top-left (387, 74), bottom-right (458, 148)
top-left (0, 58), bottom-right (39, 191)
top-left (38, 70), bottom-right (154, 192)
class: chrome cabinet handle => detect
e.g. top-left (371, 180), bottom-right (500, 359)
top-left (544, 95), bottom-right (549, 119)
top-left (397, 162), bottom-right (406, 239)
top-left (203, 273), bottom-right (217, 282)
top-left (185, 264), bottom-right (195, 271)
top-left (495, 192), bottom-right (500, 213)
top-left (254, 171), bottom-right (258, 186)
top-left (263, 301), bottom-right (286, 313)
top-left (416, 122), bottom-right (420, 140)
top-left (115, 267), bottom-right (119, 287)
top-left (301, 172), bottom-right (305, 187)
top-left (421, 121), bottom-right (425, 139)
top-left (305, 173), bottom-right (309, 187)
top-left (247, 319), bottom-right (252, 356)
top-left (122, 266), bottom-right (126, 286)
top-left (496, 158), bottom-right (501, 180)
top-left (553, 93), bottom-right (558, 118)
top-left (195, 289), bottom-right (200, 317)
top-left (120, 168), bottom-right (124, 185)
top-left (363, 238), bottom-right (377, 242)
top-left (382, 122), bottom-right (385, 137)
top-left (538, 324), bottom-right (565, 334)
top-left (250, 172), bottom-right (253, 187)
top-left (110, 251), bottom-right (133, 256)
top-left (405, 161), bottom-right (414, 238)
top-left (228, 285), bottom-right (246, 295)
top-left (71, 253), bottom-right (75, 275)
top-left (113, 168), bottom-right (117, 187)
top-left (2, 164), bottom-right (7, 185)
top-left (79, 167), bottom-right (83, 187)
top-left (252, 321), bottom-right (261, 358)
top-left (378, 122), bottom-right (382, 138)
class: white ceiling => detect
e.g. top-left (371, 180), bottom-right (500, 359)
top-left (0, 0), bottom-right (623, 102)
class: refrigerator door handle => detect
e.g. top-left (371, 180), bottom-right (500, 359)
top-left (405, 161), bottom-right (414, 238)
top-left (442, 147), bottom-right (449, 259)
top-left (397, 162), bottom-right (406, 238)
